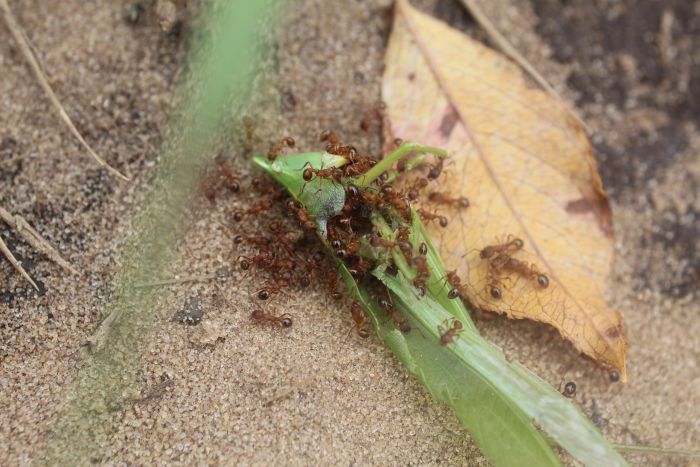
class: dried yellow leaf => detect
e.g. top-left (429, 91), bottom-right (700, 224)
top-left (383, 0), bottom-right (626, 380)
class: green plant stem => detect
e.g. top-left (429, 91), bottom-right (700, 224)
top-left (355, 142), bottom-right (447, 187)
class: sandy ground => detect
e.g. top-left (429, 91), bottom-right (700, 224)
top-left (1, 0), bottom-right (699, 465)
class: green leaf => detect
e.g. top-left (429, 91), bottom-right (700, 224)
top-left (375, 269), bottom-right (626, 467)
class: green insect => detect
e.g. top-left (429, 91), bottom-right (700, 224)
top-left (254, 142), bottom-right (627, 467)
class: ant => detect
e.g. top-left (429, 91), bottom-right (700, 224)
top-left (378, 297), bottom-right (410, 333)
top-left (201, 156), bottom-right (241, 202)
top-left (349, 301), bottom-right (370, 338)
top-left (427, 192), bottom-right (470, 209)
top-left (444, 270), bottom-right (464, 299)
top-left (438, 318), bottom-right (463, 345)
top-left (251, 309), bottom-right (293, 328)
top-left (501, 257), bottom-right (550, 288)
top-left (417, 208), bottom-right (448, 228)
top-left (407, 178), bottom-right (428, 201)
top-left (481, 257), bottom-right (507, 300)
top-left (345, 256), bottom-right (374, 281)
top-left (427, 158), bottom-right (444, 180)
top-left (359, 102), bottom-right (386, 132)
top-left (342, 156), bottom-right (376, 177)
top-left (302, 163), bottom-right (343, 183)
top-left (382, 187), bottom-right (411, 220)
top-left (320, 130), bottom-right (363, 163)
top-left (267, 136), bottom-right (295, 160)
top-left (479, 236), bottom-right (524, 260)
top-left (326, 269), bottom-right (343, 299)
top-left (369, 234), bottom-right (412, 253)
top-left (287, 199), bottom-right (317, 231)
top-left (412, 255), bottom-right (430, 288)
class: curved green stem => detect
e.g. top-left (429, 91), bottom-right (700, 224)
top-left (355, 142), bottom-right (447, 188)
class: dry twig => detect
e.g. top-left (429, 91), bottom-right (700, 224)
top-left (0, 206), bottom-right (78, 275)
top-left (0, 206), bottom-right (78, 290)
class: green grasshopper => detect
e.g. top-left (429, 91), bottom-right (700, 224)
top-left (253, 143), bottom-right (626, 467)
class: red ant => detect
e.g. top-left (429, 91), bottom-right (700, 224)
top-left (428, 192), bottom-right (470, 209)
top-left (483, 256), bottom-right (507, 299)
top-left (349, 301), bottom-right (370, 338)
top-left (480, 236), bottom-right (524, 259)
top-left (359, 102), bottom-right (386, 132)
top-left (256, 277), bottom-right (293, 300)
top-left (444, 270), bottom-right (464, 299)
top-left (427, 158), bottom-right (444, 180)
top-left (369, 234), bottom-right (412, 253)
top-left (326, 269), bottom-right (343, 299)
top-left (346, 256), bottom-right (374, 281)
top-left (378, 297), bottom-right (410, 333)
top-left (302, 164), bottom-right (343, 183)
top-left (439, 318), bottom-right (463, 345)
top-left (320, 130), bottom-right (359, 160)
top-left (287, 199), bottom-right (317, 231)
top-left (267, 136), bottom-right (295, 160)
top-left (251, 309), bottom-right (293, 328)
top-left (342, 156), bottom-right (376, 177)
top-left (417, 208), bottom-right (448, 228)
top-left (501, 257), bottom-right (550, 288)
top-left (407, 178), bottom-right (428, 201)
top-left (201, 157), bottom-right (241, 202)
top-left (412, 254), bottom-right (430, 288)
top-left (382, 188), bottom-right (411, 220)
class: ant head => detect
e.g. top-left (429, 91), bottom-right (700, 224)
top-left (303, 168), bottom-right (313, 181)
top-left (537, 274), bottom-right (550, 288)
top-left (448, 288), bottom-right (460, 299)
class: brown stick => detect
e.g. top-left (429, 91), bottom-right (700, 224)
top-left (0, 234), bottom-right (39, 291)
top-left (0, 206), bottom-right (78, 276)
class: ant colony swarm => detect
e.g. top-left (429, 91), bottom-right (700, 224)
top-left (210, 127), bottom-right (549, 347)
top-left (206, 128), bottom-right (463, 342)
